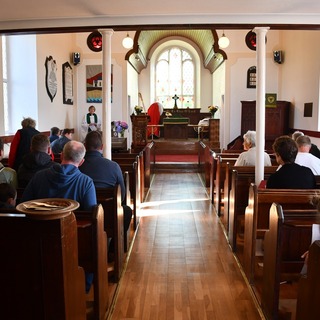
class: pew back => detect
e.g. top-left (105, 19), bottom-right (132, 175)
top-left (96, 185), bottom-right (124, 282)
top-left (244, 185), bottom-right (318, 283)
top-left (296, 240), bottom-right (320, 320)
top-left (75, 204), bottom-right (109, 320)
top-left (228, 166), bottom-right (277, 253)
top-left (0, 212), bottom-right (86, 320)
top-left (261, 204), bottom-right (320, 320)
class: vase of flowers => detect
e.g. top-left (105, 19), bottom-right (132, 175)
top-left (208, 105), bottom-right (219, 118)
top-left (134, 105), bottom-right (143, 115)
top-left (112, 120), bottom-right (128, 138)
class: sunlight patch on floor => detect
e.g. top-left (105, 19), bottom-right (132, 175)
top-left (139, 208), bottom-right (203, 217)
top-left (139, 198), bottom-right (208, 208)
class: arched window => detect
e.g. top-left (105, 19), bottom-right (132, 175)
top-left (155, 47), bottom-right (195, 108)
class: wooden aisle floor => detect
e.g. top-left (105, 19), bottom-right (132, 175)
top-left (108, 173), bottom-right (264, 320)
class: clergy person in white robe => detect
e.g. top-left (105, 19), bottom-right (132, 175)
top-left (81, 105), bottom-right (101, 141)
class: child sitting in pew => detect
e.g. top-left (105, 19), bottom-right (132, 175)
top-left (0, 183), bottom-right (17, 209)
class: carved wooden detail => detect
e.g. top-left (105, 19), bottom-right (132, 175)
top-left (130, 114), bottom-right (149, 151)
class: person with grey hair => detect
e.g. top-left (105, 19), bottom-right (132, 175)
top-left (292, 130), bottom-right (320, 159)
top-left (21, 140), bottom-right (96, 294)
top-left (0, 138), bottom-right (18, 188)
top-left (234, 130), bottom-right (271, 166)
top-left (295, 135), bottom-right (320, 175)
top-left (8, 117), bottom-right (39, 170)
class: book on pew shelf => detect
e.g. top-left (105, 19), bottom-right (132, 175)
top-left (258, 180), bottom-right (267, 189)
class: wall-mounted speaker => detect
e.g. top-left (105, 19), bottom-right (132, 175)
top-left (273, 50), bottom-right (283, 64)
top-left (72, 52), bottom-right (80, 66)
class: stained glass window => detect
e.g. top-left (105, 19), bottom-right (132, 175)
top-left (155, 47), bottom-right (195, 108)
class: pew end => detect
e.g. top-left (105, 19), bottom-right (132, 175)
top-left (75, 204), bottom-right (109, 320)
top-left (96, 185), bottom-right (125, 283)
top-left (0, 211), bottom-right (87, 320)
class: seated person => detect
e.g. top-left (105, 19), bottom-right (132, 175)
top-left (50, 128), bottom-right (73, 154)
top-left (234, 130), bottom-right (271, 166)
top-left (0, 138), bottom-right (18, 188)
top-left (292, 130), bottom-right (320, 159)
top-left (49, 126), bottom-right (60, 143)
top-left (147, 102), bottom-right (163, 139)
top-left (79, 131), bottom-right (133, 258)
top-left (8, 117), bottom-right (39, 170)
top-left (21, 140), bottom-right (97, 293)
top-left (295, 135), bottom-right (320, 175)
top-left (0, 183), bottom-right (17, 209)
top-left (18, 133), bottom-right (54, 188)
top-left (266, 135), bottom-right (316, 189)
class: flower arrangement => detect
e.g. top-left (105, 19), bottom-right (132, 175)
top-left (208, 105), bottom-right (219, 118)
top-left (112, 121), bottom-right (128, 137)
top-left (134, 105), bottom-right (143, 115)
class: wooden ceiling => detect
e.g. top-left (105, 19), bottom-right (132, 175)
top-left (125, 29), bottom-right (227, 74)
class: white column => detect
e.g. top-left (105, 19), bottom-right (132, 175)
top-left (99, 29), bottom-right (114, 159)
top-left (254, 27), bottom-right (269, 185)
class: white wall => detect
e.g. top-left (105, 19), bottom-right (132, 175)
top-left (36, 33), bottom-right (76, 133)
top-left (280, 30), bottom-right (320, 131)
top-left (222, 30), bottom-right (280, 148)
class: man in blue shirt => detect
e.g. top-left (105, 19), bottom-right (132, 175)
top-left (79, 131), bottom-right (132, 258)
top-left (22, 140), bottom-right (96, 210)
top-left (50, 128), bottom-right (73, 154)
top-left (21, 140), bottom-right (96, 293)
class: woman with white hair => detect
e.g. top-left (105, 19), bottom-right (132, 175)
top-left (234, 130), bottom-right (272, 166)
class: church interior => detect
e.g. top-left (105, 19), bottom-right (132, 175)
top-left (0, 1), bottom-right (320, 319)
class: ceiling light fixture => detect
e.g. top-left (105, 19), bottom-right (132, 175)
top-left (122, 33), bottom-right (133, 49)
top-left (218, 31), bottom-right (230, 49)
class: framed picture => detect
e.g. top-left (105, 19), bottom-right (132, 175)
top-left (62, 62), bottom-right (73, 105)
top-left (247, 66), bottom-right (256, 88)
top-left (86, 65), bottom-right (102, 103)
top-left (86, 64), bottom-right (113, 103)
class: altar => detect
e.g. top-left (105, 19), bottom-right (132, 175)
top-left (163, 117), bottom-right (189, 139)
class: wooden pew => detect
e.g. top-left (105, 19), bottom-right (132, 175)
top-left (74, 204), bottom-right (109, 320)
top-left (113, 153), bottom-right (142, 230)
top-left (0, 211), bottom-right (86, 320)
top-left (261, 203), bottom-right (320, 320)
top-left (95, 185), bottom-right (124, 282)
top-left (227, 166), bottom-right (277, 254)
top-left (213, 154), bottom-right (238, 217)
top-left (199, 141), bottom-right (211, 188)
top-left (123, 171), bottom-right (131, 206)
top-left (296, 240), bottom-right (320, 320)
top-left (243, 185), bottom-right (318, 284)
